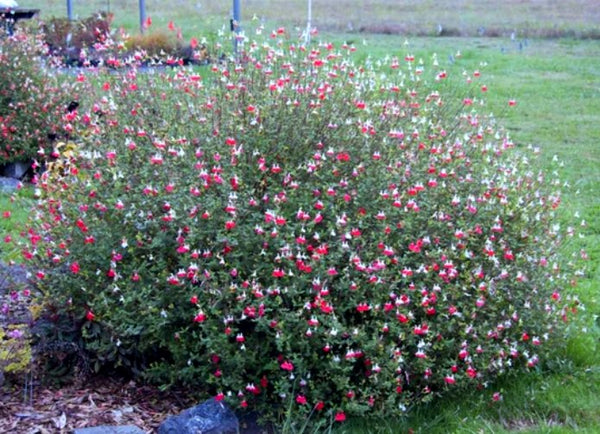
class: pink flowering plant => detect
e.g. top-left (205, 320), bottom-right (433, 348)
top-left (21, 25), bottom-right (585, 426)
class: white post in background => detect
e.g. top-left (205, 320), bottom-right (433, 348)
top-left (304, 0), bottom-right (312, 45)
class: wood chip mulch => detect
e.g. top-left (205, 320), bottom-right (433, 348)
top-left (0, 376), bottom-right (195, 433)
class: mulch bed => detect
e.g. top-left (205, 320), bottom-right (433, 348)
top-left (0, 376), bottom-right (194, 433)
top-left (1, 375), bottom-right (274, 433)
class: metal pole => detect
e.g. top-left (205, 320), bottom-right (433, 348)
top-left (67, 0), bottom-right (73, 21)
top-left (232, 0), bottom-right (241, 55)
top-left (305, 0), bottom-right (312, 45)
top-left (139, 0), bottom-right (146, 33)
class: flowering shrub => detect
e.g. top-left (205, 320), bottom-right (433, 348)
top-left (0, 28), bottom-right (76, 164)
top-left (22, 27), bottom-right (584, 426)
top-left (40, 15), bottom-right (208, 68)
top-left (41, 12), bottom-right (113, 65)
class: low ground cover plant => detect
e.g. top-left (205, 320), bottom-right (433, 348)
top-left (12, 24), bottom-right (586, 427)
top-left (0, 323), bottom-right (31, 384)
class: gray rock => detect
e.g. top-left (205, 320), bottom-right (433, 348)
top-left (0, 262), bottom-right (32, 325)
top-left (0, 176), bottom-right (20, 192)
top-left (0, 262), bottom-right (29, 295)
top-left (1, 161), bottom-right (31, 179)
top-left (73, 426), bottom-right (145, 434)
top-left (158, 398), bottom-right (239, 434)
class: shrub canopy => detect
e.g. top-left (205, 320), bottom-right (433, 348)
top-left (22, 26), bottom-right (581, 426)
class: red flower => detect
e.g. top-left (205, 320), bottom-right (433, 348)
top-left (70, 262), bottom-right (80, 274)
top-left (167, 275), bottom-right (180, 285)
top-left (466, 366), bottom-right (477, 378)
top-left (314, 401), bottom-right (324, 411)
top-left (296, 395), bottom-right (307, 405)
top-left (356, 303), bottom-right (371, 313)
top-left (444, 375), bottom-right (456, 385)
top-left (334, 411), bottom-right (346, 422)
top-left (225, 220), bottom-right (236, 230)
top-left (280, 360), bottom-right (294, 371)
top-left (272, 268), bottom-right (285, 278)
top-left (260, 375), bottom-right (269, 388)
top-left (75, 219), bottom-right (88, 232)
top-left (86, 310), bottom-right (95, 321)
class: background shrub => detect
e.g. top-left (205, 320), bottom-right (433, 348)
top-left (41, 12), bottom-right (113, 65)
top-left (125, 31), bottom-right (179, 58)
top-left (23, 29), bottom-right (584, 426)
top-left (0, 27), bottom-right (76, 164)
top-left (39, 12), bottom-right (207, 67)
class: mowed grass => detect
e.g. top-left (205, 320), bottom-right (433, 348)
top-left (0, 187), bottom-right (34, 263)
top-left (5, 2), bottom-right (600, 433)
top-left (19, 0), bottom-right (600, 38)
